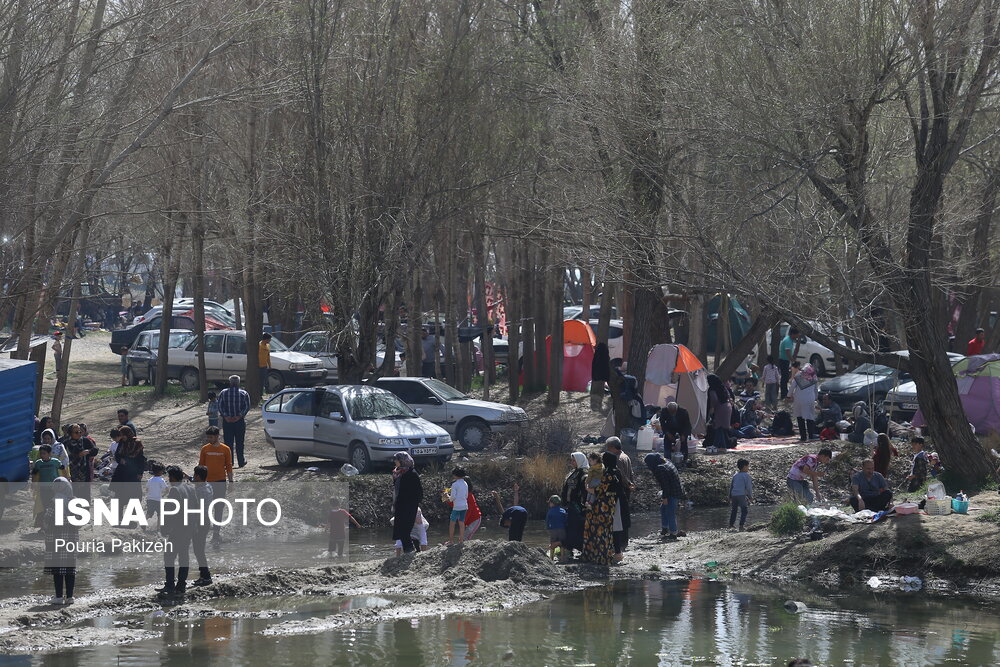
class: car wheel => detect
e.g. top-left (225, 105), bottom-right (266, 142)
top-left (349, 442), bottom-right (372, 474)
top-left (180, 368), bottom-right (199, 391)
top-left (457, 418), bottom-right (491, 452)
top-left (810, 354), bottom-right (826, 377)
top-left (275, 450), bottom-right (299, 467)
top-left (266, 370), bottom-right (285, 394)
top-left (127, 366), bottom-right (139, 386)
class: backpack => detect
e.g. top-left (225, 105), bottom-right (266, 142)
top-left (873, 407), bottom-right (889, 434)
top-left (771, 410), bottom-right (794, 436)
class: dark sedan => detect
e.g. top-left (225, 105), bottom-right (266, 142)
top-left (820, 352), bottom-right (964, 410)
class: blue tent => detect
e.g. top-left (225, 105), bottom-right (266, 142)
top-left (707, 295), bottom-right (752, 352)
top-left (0, 359), bottom-right (37, 481)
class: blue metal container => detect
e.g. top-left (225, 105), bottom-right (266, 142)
top-left (0, 359), bottom-right (38, 481)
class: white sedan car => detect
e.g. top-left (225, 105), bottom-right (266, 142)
top-left (372, 376), bottom-right (528, 451)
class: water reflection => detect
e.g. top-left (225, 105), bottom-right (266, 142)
top-left (18, 579), bottom-right (1000, 666)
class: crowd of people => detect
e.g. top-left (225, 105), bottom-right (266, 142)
top-left (27, 380), bottom-right (254, 603)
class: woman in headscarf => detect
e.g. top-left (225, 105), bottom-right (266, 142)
top-left (34, 416), bottom-right (54, 447)
top-left (706, 374), bottom-right (734, 450)
top-left (111, 426), bottom-right (145, 523)
top-left (603, 452), bottom-right (628, 563)
top-left (847, 401), bottom-right (871, 444)
top-left (789, 363), bottom-right (819, 441)
top-left (391, 451), bottom-right (422, 554)
top-left (560, 452), bottom-right (589, 558)
top-left (873, 432), bottom-right (899, 478)
top-left (581, 452), bottom-right (619, 566)
top-left (43, 477), bottom-right (79, 604)
top-left (63, 424), bottom-right (98, 501)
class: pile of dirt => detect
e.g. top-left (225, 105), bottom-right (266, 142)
top-left (379, 540), bottom-right (562, 587)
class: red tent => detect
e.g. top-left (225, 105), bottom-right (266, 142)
top-left (545, 320), bottom-right (597, 392)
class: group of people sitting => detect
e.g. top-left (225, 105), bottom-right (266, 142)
top-left (787, 435), bottom-right (936, 514)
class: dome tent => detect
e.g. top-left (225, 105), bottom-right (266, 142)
top-left (642, 344), bottom-right (709, 436)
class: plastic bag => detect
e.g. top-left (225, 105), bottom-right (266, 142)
top-left (340, 464), bottom-right (360, 477)
top-left (927, 481), bottom-right (946, 499)
top-left (863, 428), bottom-right (878, 448)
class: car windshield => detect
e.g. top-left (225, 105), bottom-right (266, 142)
top-left (269, 337), bottom-right (288, 351)
top-left (851, 363), bottom-right (894, 376)
top-left (346, 391), bottom-right (416, 420)
top-left (168, 332), bottom-right (194, 348)
top-left (423, 378), bottom-right (468, 401)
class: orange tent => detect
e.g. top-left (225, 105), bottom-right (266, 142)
top-left (539, 320), bottom-right (597, 392)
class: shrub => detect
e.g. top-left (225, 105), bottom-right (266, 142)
top-left (769, 501), bottom-right (806, 536)
top-left (499, 415), bottom-right (577, 457)
top-left (975, 508), bottom-right (1000, 525)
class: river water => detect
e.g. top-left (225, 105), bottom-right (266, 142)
top-left (6, 508), bottom-right (1000, 666)
top-left (13, 579), bottom-right (1000, 666)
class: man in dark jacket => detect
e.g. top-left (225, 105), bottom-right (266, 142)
top-left (158, 466), bottom-right (196, 599)
top-left (644, 453), bottom-right (686, 540)
top-left (659, 402), bottom-right (693, 461)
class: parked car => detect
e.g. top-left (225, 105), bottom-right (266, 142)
top-left (166, 330), bottom-right (324, 392)
top-left (563, 304), bottom-right (618, 320)
top-left (262, 385), bottom-right (453, 473)
top-left (289, 331), bottom-right (403, 380)
top-left (134, 300), bottom-right (236, 327)
top-left (758, 324), bottom-right (867, 376)
top-left (819, 351), bottom-right (965, 411)
top-left (883, 353), bottom-right (966, 422)
top-left (125, 329), bottom-right (195, 385)
top-left (588, 319), bottom-right (625, 362)
top-left (110, 314), bottom-right (205, 353)
top-left (371, 377), bottom-right (528, 451)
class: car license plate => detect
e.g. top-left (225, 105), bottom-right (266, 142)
top-left (902, 403), bottom-right (919, 410)
top-left (412, 447), bottom-right (437, 456)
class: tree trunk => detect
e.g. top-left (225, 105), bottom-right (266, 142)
top-left (156, 216), bottom-right (184, 396)
top-left (50, 223), bottom-right (90, 425)
top-left (407, 274), bottom-right (423, 377)
top-left (590, 279), bottom-right (614, 410)
top-left (688, 293), bottom-right (707, 364)
top-left (716, 309), bottom-right (779, 381)
top-left (547, 262), bottom-right (564, 406)
top-left (520, 245), bottom-right (536, 392)
top-left (473, 230), bottom-right (492, 400)
top-left (505, 245), bottom-right (521, 404)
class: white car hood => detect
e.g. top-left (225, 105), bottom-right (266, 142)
top-left (273, 351), bottom-right (320, 365)
top-left (448, 398), bottom-right (515, 415)
top-left (355, 418), bottom-right (449, 439)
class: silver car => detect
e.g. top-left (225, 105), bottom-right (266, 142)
top-left (372, 377), bottom-right (528, 451)
top-left (262, 385), bottom-right (453, 473)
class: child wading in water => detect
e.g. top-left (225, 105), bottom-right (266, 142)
top-left (445, 467), bottom-right (469, 544)
top-left (327, 497), bottom-right (361, 558)
top-left (546, 495), bottom-right (568, 562)
top-left (729, 459), bottom-right (753, 531)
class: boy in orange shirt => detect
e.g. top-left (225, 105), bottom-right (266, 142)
top-left (198, 426), bottom-right (233, 542)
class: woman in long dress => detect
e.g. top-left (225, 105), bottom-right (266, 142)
top-left (790, 363), bottom-right (819, 441)
top-left (390, 452), bottom-right (422, 553)
top-left (581, 453), bottom-right (619, 566)
top-left (560, 452), bottom-right (589, 557)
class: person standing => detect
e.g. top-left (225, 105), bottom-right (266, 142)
top-left (52, 332), bottom-right (63, 373)
top-left (258, 333), bottom-right (272, 394)
top-left (560, 452), bottom-right (589, 558)
top-left (706, 374), bottom-right (734, 450)
top-left (198, 426), bottom-right (233, 543)
top-left (645, 453), bottom-right (686, 540)
top-left (391, 452), bottom-right (423, 553)
top-left (217, 375), bottom-right (250, 468)
top-left (42, 477), bottom-right (79, 604)
top-left (446, 467), bottom-right (469, 544)
top-left (581, 454), bottom-right (619, 565)
top-left (789, 364), bottom-right (820, 441)
top-left (158, 466), bottom-right (195, 600)
top-left (872, 433), bottom-right (898, 478)
top-left (119, 346), bottom-right (129, 386)
top-left (420, 328), bottom-right (439, 378)
top-left (63, 424), bottom-right (98, 501)
top-left (111, 426), bottom-right (146, 523)
top-left (190, 465), bottom-right (214, 586)
top-left (729, 459), bottom-right (753, 531)
top-left (778, 327), bottom-right (799, 400)
top-left (968, 328), bottom-right (986, 356)
top-left (605, 437), bottom-right (633, 547)
top-left (762, 355), bottom-right (781, 409)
